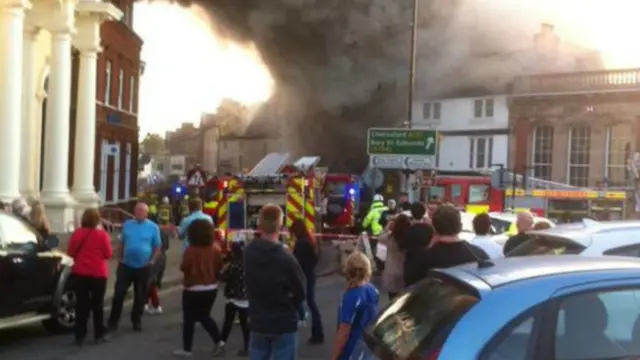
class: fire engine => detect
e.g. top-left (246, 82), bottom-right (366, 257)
top-left (427, 170), bottom-right (502, 212)
top-left (201, 153), bottom-right (361, 242)
top-left (430, 169), bottom-right (629, 220)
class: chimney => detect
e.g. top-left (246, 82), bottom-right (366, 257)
top-left (534, 22), bottom-right (559, 54)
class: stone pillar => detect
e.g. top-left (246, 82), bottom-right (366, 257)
top-left (20, 25), bottom-right (40, 199)
top-left (41, 20), bottom-right (74, 231)
top-left (71, 15), bottom-right (101, 208)
top-left (0, 0), bottom-right (29, 203)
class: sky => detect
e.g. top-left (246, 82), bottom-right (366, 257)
top-left (133, 2), bottom-right (274, 138)
top-left (132, 0), bottom-right (640, 138)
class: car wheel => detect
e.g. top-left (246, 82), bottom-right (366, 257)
top-left (42, 288), bottom-right (76, 333)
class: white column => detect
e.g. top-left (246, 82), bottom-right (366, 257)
top-left (20, 26), bottom-right (40, 200)
top-left (0, 0), bottom-right (29, 203)
top-left (71, 18), bottom-right (101, 207)
top-left (40, 27), bottom-right (73, 205)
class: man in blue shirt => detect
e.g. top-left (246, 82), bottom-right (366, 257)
top-left (108, 202), bottom-right (161, 332)
top-left (178, 198), bottom-right (213, 252)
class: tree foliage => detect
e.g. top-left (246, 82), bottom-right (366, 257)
top-left (141, 133), bottom-right (165, 154)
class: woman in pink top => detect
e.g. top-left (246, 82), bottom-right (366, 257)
top-left (67, 208), bottom-right (113, 346)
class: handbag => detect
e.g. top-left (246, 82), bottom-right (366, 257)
top-left (67, 230), bottom-right (93, 289)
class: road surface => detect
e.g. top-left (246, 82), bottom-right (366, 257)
top-left (0, 275), bottom-right (388, 360)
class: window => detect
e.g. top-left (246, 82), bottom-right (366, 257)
top-left (104, 60), bottom-right (112, 105)
top-left (451, 184), bottom-right (462, 200)
top-left (469, 184), bottom-right (490, 203)
top-left (605, 124), bottom-right (632, 187)
top-left (554, 289), bottom-right (640, 360)
top-left (505, 234), bottom-right (585, 257)
top-left (568, 126), bottom-right (591, 187)
top-left (367, 275), bottom-right (479, 359)
top-left (484, 316), bottom-right (536, 360)
top-left (474, 99), bottom-right (494, 118)
top-left (485, 99), bottom-right (494, 117)
top-left (129, 75), bottom-right (135, 112)
top-left (422, 102), bottom-right (441, 120)
top-left (531, 126), bottom-right (554, 180)
top-left (604, 245), bottom-right (640, 257)
top-left (117, 68), bottom-right (124, 109)
top-left (469, 137), bottom-right (493, 169)
top-left (0, 213), bottom-right (38, 250)
top-left (429, 186), bottom-right (445, 201)
top-left (474, 99), bottom-right (483, 117)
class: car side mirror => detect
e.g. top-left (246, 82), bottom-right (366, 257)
top-left (44, 235), bottom-right (59, 249)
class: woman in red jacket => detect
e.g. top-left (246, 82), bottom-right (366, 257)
top-left (67, 208), bottom-right (113, 346)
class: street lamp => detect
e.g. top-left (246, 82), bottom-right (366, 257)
top-left (406, 0), bottom-right (419, 129)
top-left (490, 163), bottom-right (506, 211)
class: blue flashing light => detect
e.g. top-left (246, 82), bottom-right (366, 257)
top-left (348, 188), bottom-right (356, 195)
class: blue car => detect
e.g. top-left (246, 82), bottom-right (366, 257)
top-left (364, 255), bottom-right (640, 360)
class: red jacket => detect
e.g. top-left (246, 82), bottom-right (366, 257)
top-left (67, 228), bottom-right (113, 278)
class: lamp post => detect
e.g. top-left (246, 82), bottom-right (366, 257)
top-left (490, 163), bottom-right (506, 211)
top-left (405, 0), bottom-right (419, 129)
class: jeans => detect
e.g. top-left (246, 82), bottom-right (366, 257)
top-left (249, 332), bottom-right (298, 360)
top-left (73, 275), bottom-right (107, 341)
top-left (306, 276), bottom-right (324, 341)
top-left (108, 264), bottom-right (150, 328)
top-left (182, 289), bottom-right (221, 352)
top-left (221, 302), bottom-right (250, 350)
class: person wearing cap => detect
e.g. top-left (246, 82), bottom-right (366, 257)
top-left (362, 194), bottom-right (387, 237)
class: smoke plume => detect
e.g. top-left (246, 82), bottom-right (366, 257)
top-left (151, 0), bottom-right (598, 171)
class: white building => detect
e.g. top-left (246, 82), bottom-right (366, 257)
top-left (411, 90), bottom-right (509, 171)
top-left (0, 0), bottom-right (121, 230)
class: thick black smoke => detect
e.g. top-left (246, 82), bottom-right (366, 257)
top-left (152, 0), bottom-right (600, 172)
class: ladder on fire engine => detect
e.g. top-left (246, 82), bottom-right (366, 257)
top-left (293, 156), bottom-right (321, 173)
top-left (487, 168), bottom-right (587, 190)
top-left (248, 152), bottom-right (291, 177)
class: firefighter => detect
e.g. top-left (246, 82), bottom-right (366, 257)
top-left (362, 194), bottom-right (388, 237)
top-left (158, 196), bottom-right (172, 225)
top-left (148, 193), bottom-right (159, 222)
top-left (180, 195), bottom-right (190, 220)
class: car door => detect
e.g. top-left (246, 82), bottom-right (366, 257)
top-left (546, 280), bottom-right (640, 359)
top-left (0, 213), bottom-right (56, 312)
top-left (481, 279), bottom-right (640, 360)
top-left (0, 246), bottom-right (23, 317)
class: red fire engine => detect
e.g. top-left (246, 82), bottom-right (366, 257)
top-left (428, 170), bottom-right (503, 212)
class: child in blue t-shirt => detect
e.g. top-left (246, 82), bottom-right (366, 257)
top-left (331, 252), bottom-right (379, 360)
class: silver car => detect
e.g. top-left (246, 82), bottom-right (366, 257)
top-left (507, 220), bottom-right (640, 257)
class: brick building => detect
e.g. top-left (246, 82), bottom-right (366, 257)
top-left (509, 69), bottom-right (640, 189)
top-left (165, 123), bottom-right (202, 171)
top-left (93, 0), bottom-right (142, 205)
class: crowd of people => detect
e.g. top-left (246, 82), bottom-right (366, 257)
top-left (1, 190), bottom-right (555, 359)
top-left (60, 195), bottom-right (374, 359)
top-left (369, 194), bottom-right (552, 301)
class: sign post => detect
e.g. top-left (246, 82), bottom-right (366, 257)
top-left (367, 128), bottom-right (438, 170)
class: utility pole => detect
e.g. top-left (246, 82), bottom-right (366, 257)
top-left (406, 0), bottom-right (419, 129)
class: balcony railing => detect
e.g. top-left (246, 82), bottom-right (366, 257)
top-left (512, 68), bottom-right (640, 96)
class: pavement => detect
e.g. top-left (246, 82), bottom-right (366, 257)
top-left (0, 275), bottom-right (388, 360)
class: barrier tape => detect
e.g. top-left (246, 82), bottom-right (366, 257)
top-left (106, 222), bottom-right (377, 241)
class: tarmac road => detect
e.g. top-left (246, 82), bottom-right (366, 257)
top-left (0, 275), bottom-right (384, 360)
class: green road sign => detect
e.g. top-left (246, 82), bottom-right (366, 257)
top-left (367, 128), bottom-right (438, 156)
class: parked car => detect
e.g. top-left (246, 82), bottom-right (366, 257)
top-left (0, 211), bottom-right (75, 333)
top-left (506, 220), bottom-right (640, 258)
top-left (364, 255), bottom-right (640, 359)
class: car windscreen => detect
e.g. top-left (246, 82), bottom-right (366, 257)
top-left (505, 234), bottom-right (586, 257)
top-left (491, 217), bottom-right (512, 234)
top-left (365, 273), bottom-right (479, 359)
